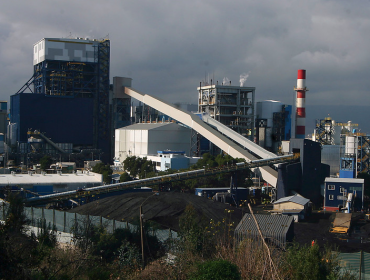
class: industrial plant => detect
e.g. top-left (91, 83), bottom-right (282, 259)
top-left (0, 38), bottom-right (369, 275)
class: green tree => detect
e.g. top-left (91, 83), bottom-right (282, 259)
top-left (0, 193), bottom-right (41, 279)
top-left (120, 172), bottom-right (133, 182)
top-left (179, 204), bottom-right (213, 256)
top-left (92, 162), bottom-right (113, 184)
top-left (283, 242), bottom-right (352, 280)
top-left (39, 155), bottom-right (52, 171)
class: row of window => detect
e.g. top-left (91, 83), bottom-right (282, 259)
top-left (328, 194), bottom-right (347, 201)
top-left (327, 185), bottom-right (346, 193)
top-left (327, 185), bottom-right (362, 192)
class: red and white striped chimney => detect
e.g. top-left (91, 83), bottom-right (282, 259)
top-left (294, 69), bottom-right (308, 139)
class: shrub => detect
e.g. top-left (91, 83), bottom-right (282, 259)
top-left (190, 259), bottom-right (241, 280)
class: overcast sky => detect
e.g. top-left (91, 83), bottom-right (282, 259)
top-left (1, 0), bottom-right (369, 133)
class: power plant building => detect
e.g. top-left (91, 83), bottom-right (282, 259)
top-left (9, 37), bottom-right (120, 164)
top-left (197, 82), bottom-right (255, 139)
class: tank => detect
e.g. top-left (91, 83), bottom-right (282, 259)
top-left (345, 136), bottom-right (357, 155)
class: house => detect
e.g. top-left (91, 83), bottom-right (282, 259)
top-left (324, 178), bottom-right (364, 212)
top-left (272, 194), bottom-right (311, 222)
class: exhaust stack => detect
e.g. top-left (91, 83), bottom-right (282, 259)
top-left (294, 69), bottom-right (308, 139)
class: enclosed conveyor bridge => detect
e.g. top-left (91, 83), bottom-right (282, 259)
top-left (25, 155), bottom-right (296, 206)
top-left (124, 87), bottom-right (281, 187)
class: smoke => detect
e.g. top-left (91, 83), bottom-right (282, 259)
top-left (239, 72), bottom-right (250, 87)
top-left (222, 77), bottom-right (230, 85)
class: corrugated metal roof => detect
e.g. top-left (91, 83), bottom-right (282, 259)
top-left (0, 172), bottom-right (102, 185)
top-left (116, 122), bottom-right (178, 131)
top-left (234, 214), bottom-right (294, 248)
top-left (273, 194), bottom-right (310, 206)
top-left (235, 214), bottom-right (293, 236)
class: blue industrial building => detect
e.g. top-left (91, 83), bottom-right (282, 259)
top-left (324, 178), bottom-right (364, 212)
top-left (11, 94), bottom-right (93, 145)
top-left (9, 38), bottom-right (128, 164)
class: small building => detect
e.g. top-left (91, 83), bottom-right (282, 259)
top-left (234, 214), bottom-right (294, 249)
top-left (147, 150), bottom-right (199, 171)
top-left (324, 178), bottom-right (364, 212)
top-left (272, 194), bottom-right (311, 222)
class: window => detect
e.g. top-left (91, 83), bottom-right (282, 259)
top-left (328, 185), bottom-right (335, 190)
top-left (329, 195), bottom-right (334, 200)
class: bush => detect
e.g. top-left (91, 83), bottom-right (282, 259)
top-left (283, 242), bottom-right (352, 280)
top-left (190, 259), bottom-right (241, 280)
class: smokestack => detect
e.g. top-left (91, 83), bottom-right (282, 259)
top-left (294, 69), bottom-right (308, 139)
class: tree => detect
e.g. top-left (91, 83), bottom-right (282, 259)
top-left (190, 259), bottom-right (241, 280)
top-left (39, 155), bottom-right (52, 171)
top-left (179, 204), bottom-right (213, 255)
top-left (120, 172), bottom-right (133, 182)
top-left (282, 243), bottom-right (352, 280)
top-left (92, 162), bottom-right (113, 184)
top-left (0, 193), bottom-right (40, 279)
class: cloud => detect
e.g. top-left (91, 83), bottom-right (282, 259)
top-left (0, 0), bottom-right (369, 130)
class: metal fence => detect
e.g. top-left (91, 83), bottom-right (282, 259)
top-left (0, 204), bottom-right (177, 243)
top-left (336, 251), bottom-right (370, 279)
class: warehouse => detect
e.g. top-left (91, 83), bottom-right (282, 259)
top-left (0, 171), bottom-right (103, 196)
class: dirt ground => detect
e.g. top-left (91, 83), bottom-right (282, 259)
top-left (69, 192), bottom-right (370, 252)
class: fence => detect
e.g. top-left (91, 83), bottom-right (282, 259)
top-left (337, 251), bottom-right (370, 279)
top-left (0, 204), bottom-right (177, 243)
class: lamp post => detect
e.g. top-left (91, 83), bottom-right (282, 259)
top-left (140, 192), bottom-right (159, 269)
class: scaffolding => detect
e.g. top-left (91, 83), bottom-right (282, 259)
top-left (33, 61), bottom-right (96, 97)
top-left (314, 117), bottom-right (336, 145)
top-left (340, 134), bottom-right (370, 176)
top-left (93, 39), bottom-right (111, 162)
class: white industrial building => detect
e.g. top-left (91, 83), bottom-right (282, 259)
top-left (0, 171), bottom-right (103, 195)
top-left (115, 122), bottom-right (192, 164)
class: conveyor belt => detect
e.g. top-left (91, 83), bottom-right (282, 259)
top-left (124, 87), bottom-right (279, 187)
top-left (25, 155), bottom-right (296, 206)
